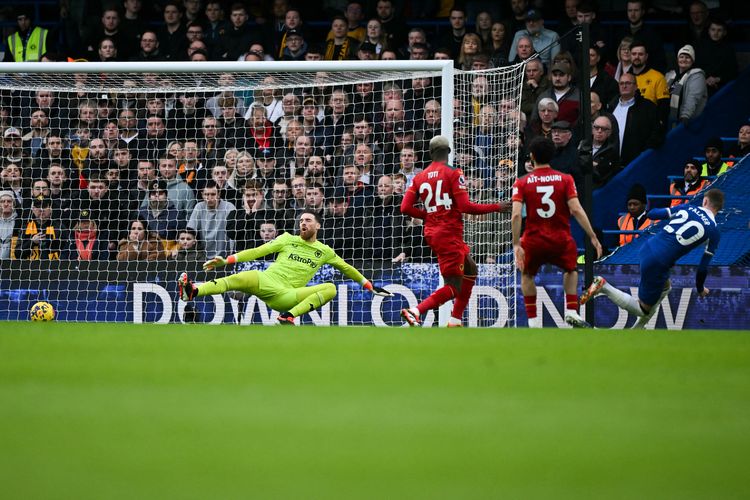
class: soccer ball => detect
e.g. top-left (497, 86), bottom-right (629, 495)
top-left (29, 301), bottom-right (55, 322)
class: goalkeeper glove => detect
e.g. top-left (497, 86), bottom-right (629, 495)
top-left (203, 255), bottom-right (236, 270)
top-left (363, 281), bottom-right (394, 297)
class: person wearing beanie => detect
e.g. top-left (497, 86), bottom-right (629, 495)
top-left (617, 183), bottom-right (652, 246)
top-left (665, 44), bottom-right (707, 127)
top-left (669, 160), bottom-right (709, 207)
top-left (3, 6), bottom-right (53, 62)
top-left (702, 136), bottom-right (730, 176)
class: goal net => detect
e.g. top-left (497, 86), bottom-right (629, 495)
top-left (0, 60), bottom-right (524, 327)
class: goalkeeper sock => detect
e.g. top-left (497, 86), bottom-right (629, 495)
top-left (417, 284), bottom-right (457, 315)
top-left (450, 275), bottom-right (476, 321)
top-left (601, 282), bottom-right (645, 317)
top-left (289, 283), bottom-right (337, 317)
top-left (524, 295), bottom-right (537, 321)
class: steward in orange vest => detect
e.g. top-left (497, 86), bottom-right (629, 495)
top-left (618, 183), bottom-right (652, 245)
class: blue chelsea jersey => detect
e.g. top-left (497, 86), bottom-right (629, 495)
top-left (649, 204), bottom-right (720, 265)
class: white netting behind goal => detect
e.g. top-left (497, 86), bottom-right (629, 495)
top-left (0, 61), bottom-right (523, 326)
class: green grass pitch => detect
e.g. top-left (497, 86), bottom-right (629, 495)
top-left (1, 323), bottom-right (749, 500)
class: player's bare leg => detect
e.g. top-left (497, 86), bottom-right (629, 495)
top-left (448, 255), bottom-right (478, 327)
top-left (631, 280), bottom-right (672, 329)
top-left (520, 272), bottom-right (542, 328)
top-left (563, 270), bottom-right (591, 328)
top-left (582, 275), bottom-right (647, 318)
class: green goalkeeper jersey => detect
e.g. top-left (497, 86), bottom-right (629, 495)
top-left (234, 232), bottom-right (368, 288)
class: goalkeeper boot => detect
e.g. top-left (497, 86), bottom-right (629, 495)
top-left (580, 276), bottom-right (607, 305)
top-left (400, 307), bottom-right (421, 327)
top-left (277, 312), bottom-right (296, 326)
top-left (564, 310), bottom-right (592, 328)
top-left (178, 272), bottom-right (197, 301)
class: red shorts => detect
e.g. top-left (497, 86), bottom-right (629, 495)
top-left (425, 233), bottom-right (470, 277)
top-left (521, 235), bottom-right (578, 275)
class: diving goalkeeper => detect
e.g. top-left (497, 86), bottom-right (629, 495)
top-left (178, 211), bottom-right (393, 325)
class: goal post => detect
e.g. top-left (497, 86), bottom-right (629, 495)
top-left (0, 59), bottom-right (523, 326)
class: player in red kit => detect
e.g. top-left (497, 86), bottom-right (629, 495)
top-left (400, 135), bottom-right (510, 327)
top-left (511, 136), bottom-right (602, 328)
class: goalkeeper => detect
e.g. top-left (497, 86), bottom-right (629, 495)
top-left (178, 211), bottom-right (393, 324)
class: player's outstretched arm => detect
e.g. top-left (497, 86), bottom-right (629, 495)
top-left (568, 197), bottom-right (603, 260)
top-left (454, 189), bottom-right (505, 215)
top-left (329, 254), bottom-right (394, 297)
top-left (202, 235), bottom-right (287, 270)
top-left (646, 207), bottom-right (672, 220)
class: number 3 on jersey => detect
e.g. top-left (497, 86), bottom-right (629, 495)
top-left (419, 180), bottom-right (453, 213)
top-left (535, 185), bottom-right (556, 218)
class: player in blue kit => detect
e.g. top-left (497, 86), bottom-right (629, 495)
top-left (581, 188), bottom-right (724, 328)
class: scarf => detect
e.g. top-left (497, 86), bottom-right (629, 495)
top-left (75, 229), bottom-right (97, 260)
top-left (325, 38), bottom-right (351, 61)
top-left (669, 68), bottom-right (702, 122)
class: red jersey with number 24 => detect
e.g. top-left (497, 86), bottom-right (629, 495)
top-left (512, 166), bottom-right (578, 241)
top-left (401, 161), bottom-right (501, 237)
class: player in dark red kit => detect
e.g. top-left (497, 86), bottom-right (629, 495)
top-left (511, 136), bottom-right (602, 328)
top-left (400, 135), bottom-right (510, 327)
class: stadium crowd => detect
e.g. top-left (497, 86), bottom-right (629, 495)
top-left (0, 0), bottom-right (748, 264)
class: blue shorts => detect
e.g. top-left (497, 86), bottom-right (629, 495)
top-left (638, 243), bottom-right (671, 307)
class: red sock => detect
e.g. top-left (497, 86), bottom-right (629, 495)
top-left (524, 295), bottom-right (537, 320)
top-left (451, 275), bottom-right (476, 320)
top-left (566, 294), bottom-right (579, 312)
top-left (417, 284), bottom-right (457, 315)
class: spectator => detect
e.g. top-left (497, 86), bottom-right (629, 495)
top-left (629, 41), bottom-right (669, 127)
top-left (508, 9), bottom-right (560, 68)
top-left (0, 190), bottom-right (20, 259)
top-left (134, 159), bottom-right (156, 205)
top-left (96, 37), bottom-right (119, 62)
top-left (589, 46), bottom-right (618, 106)
top-left (280, 29), bottom-right (307, 60)
top-left (117, 217), bottom-right (164, 261)
top-left (327, 2), bottom-right (366, 43)
top-left (138, 179), bottom-right (186, 244)
top-left (204, 2), bottom-right (228, 56)
top-left (304, 43), bottom-right (324, 61)
top-left (156, 155), bottom-right (197, 218)
top-left (1, 162), bottom-right (24, 207)
top-left (22, 109), bottom-right (50, 159)
top-left (587, 115), bottom-right (621, 188)
top-left (17, 195), bottom-right (67, 261)
top-left (439, 7), bottom-right (468, 64)
top-left (304, 155), bottom-right (329, 187)
top-left (509, 35), bottom-right (537, 65)
top-left (157, 1), bottom-right (188, 61)
top-left (701, 137), bottom-right (729, 177)
top-left (120, 0), bottom-right (148, 49)
top-left (215, 95), bottom-right (246, 149)
top-left (3, 127), bottom-right (30, 171)
top-left (681, 1), bottom-right (710, 47)
top-left (68, 208), bottom-right (111, 261)
top-left (274, 7), bottom-right (307, 59)
top-left (488, 21), bottom-right (510, 67)
top-left (210, 163), bottom-right (240, 208)
top-left (457, 33), bottom-right (482, 70)
top-left (302, 182), bottom-right (326, 216)
top-left (665, 45), bottom-right (707, 127)
top-left (167, 92), bottom-right (209, 142)
top-left (324, 16), bottom-right (358, 61)
top-left (536, 61), bottom-right (580, 127)
top-left (556, 0), bottom-right (579, 37)
top-left (520, 58), bottom-right (549, 118)
top-left (320, 89), bottom-right (353, 155)
top-left (613, 0), bottom-right (666, 72)
top-left (695, 18), bottom-right (738, 96)
top-left (141, 116), bottom-right (169, 161)
top-left (525, 97), bottom-right (558, 145)
top-left (376, 0), bottom-right (408, 50)
top-left (613, 36), bottom-right (634, 82)
top-left (290, 175), bottom-right (306, 209)
top-left (565, 1), bottom-right (608, 68)
top-left (363, 18), bottom-right (388, 56)
top-left (399, 27), bottom-right (429, 60)
top-left (245, 101), bottom-right (283, 155)
top-left (46, 163), bottom-right (73, 213)
top-left (323, 187), bottom-right (361, 261)
top-left (617, 183), bottom-right (652, 246)
top-left (168, 228), bottom-right (206, 262)
top-left (227, 151), bottom-right (255, 191)
top-left (184, 1), bottom-right (207, 27)
top-left (4, 6), bottom-right (53, 62)
top-left (368, 174), bottom-right (408, 262)
top-left (264, 179), bottom-right (296, 231)
top-left (473, 11), bottom-right (493, 49)
top-left (179, 139), bottom-right (210, 193)
top-left (727, 124), bottom-right (750, 160)
top-left (608, 72), bottom-right (662, 166)
top-left (508, 0), bottom-right (530, 34)
top-left (131, 30), bottom-right (162, 61)
top-left (227, 179), bottom-right (266, 249)
top-left (590, 91), bottom-right (605, 121)
top-left (549, 121), bottom-right (582, 191)
top-left (187, 180), bottom-right (235, 257)
top-left (669, 160), bottom-right (709, 207)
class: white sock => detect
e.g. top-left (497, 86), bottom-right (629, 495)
top-left (564, 309), bottom-right (579, 317)
top-left (601, 282), bottom-right (645, 317)
top-left (528, 316), bottom-right (542, 328)
top-left (632, 287), bottom-right (671, 329)
top-left (448, 316), bottom-right (462, 326)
